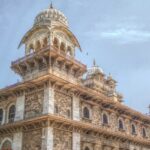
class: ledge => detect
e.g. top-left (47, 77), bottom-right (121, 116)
top-left (0, 114), bottom-right (149, 147)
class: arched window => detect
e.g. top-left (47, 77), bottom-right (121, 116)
top-left (1, 140), bottom-right (12, 150)
top-left (67, 46), bottom-right (72, 56)
top-left (103, 113), bottom-right (108, 125)
top-left (53, 38), bottom-right (59, 49)
top-left (8, 105), bottom-right (15, 123)
top-left (131, 124), bottom-right (136, 135)
top-left (83, 107), bottom-right (90, 119)
top-left (60, 42), bottom-right (66, 54)
top-left (29, 44), bottom-right (34, 53)
top-left (142, 128), bottom-right (146, 138)
top-left (0, 109), bottom-right (3, 125)
top-left (36, 40), bottom-right (41, 51)
top-left (43, 37), bottom-right (48, 47)
top-left (118, 119), bottom-right (124, 130)
top-left (85, 147), bottom-right (90, 150)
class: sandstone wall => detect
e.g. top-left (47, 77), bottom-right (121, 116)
top-left (54, 90), bottom-right (72, 118)
top-left (24, 90), bottom-right (44, 119)
top-left (22, 129), bottom-right (42, 150)
top-left (53, 129), bottom-right (72, 150)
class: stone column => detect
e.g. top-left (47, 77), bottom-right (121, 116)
top-left (42, 127), bottom-right (53, 150)
top-left (43, 84), bottom-right (54, 114)
top-left (72, 132), bottom-right (80, 150)
top-left (15, 94), bottom-right (25, 121)
top-left (12, 132), bottom-right (23, 150)
top-left (73, 94), bottom-right (80, 121)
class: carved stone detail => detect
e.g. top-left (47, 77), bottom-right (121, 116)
top-left (25, 90), bottom-right (44, 119)
top-left (54, 91), bottom-right (72, 118)
top-left (22, 129), bottom-right (42, 150)
top-left (53, 129), bottom-right (72, 150)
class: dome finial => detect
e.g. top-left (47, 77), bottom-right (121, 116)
top-left (93, 59), bottom-right (96, 66)
top-left (108, 73), bottom-right (113, 79)
top-left (109, 73), bottom-right (112, 77)
top-left (50, 1), bottom-right (53, 9)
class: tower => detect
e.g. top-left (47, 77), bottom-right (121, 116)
top-left (11, 5), bottom-right (86, 82)
top-left (10, 5), bottom-right (87, 149)
top-left (0, 3), bottom-right (150, 150)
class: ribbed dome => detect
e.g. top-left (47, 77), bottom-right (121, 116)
top-left (86, 60), bottom-right (104, 78)
top-left (87, 66), bottom-right (104, 76)
top-left (34, 4), bottom-right (68, 27)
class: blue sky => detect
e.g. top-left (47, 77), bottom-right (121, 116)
top-left (0, 0), bottom-right (150, 114)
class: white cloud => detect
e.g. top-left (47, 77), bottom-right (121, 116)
top-left (100, 28), bottom-right (150, 43)
top-left (83, 21), bottom-right (150, 44)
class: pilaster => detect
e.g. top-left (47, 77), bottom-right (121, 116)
top-left (73, 94), bottom-right (80, 121)
top-left (72, 132), bottom-right (80, 150)
top-left (12, 132), bottom-right (23, 150)
top-left (42, 127), bottom-right (53, 150)
top-left (43, 83), bottom-right (54, 114)
top-left (15, 94), bottom-right (25, 121)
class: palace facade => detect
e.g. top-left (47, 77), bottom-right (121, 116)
top-left (0, 4), bottom-right (150, 150)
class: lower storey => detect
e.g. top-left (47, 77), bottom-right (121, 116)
top-left (0, 127), bottom-right (149, 150)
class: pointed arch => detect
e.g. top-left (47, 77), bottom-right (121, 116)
top-left (35, 40), bottom-right (41, 51)
top-left (0, 108), bottom-right (3, 125)
top-left (142, 127), bottom-right (147, 138)
top-left (118, 118), bottom-right (124, 130)
top-left (83, 107), bottom-right (90, 119)
top-left (28, 43), bottom-right (34, 54)
top-left (60, 42), bottom-right (66, 54)
top-left (53, 37), bottom-right (59, 49)
top-left (131, 124), bottom-right (136, 135)
top-left (8, 105), bottom-right (16, 123)
top-left (67, 46), bottom-right (73, 56)
top-left (102, 113), bottom-right (109, 125)
top-left (43, 37), bottom-right (48, 47)
top-left (0, 138), bottom-right (12, 150)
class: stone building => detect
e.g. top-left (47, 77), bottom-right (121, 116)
top-left (0, 4), bottom-right (150, 150)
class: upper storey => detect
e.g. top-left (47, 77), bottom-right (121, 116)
top-left (10, 4), bottom-right (123, 103)
top-left (12, 4), bottom-right (86, 81)
top-left (18, 4), bottom-right (81, 55)
top-left (83, 61), bottom-right (123, 102)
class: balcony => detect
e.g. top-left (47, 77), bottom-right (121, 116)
top-left (11, 45), bottom-right (86, 71)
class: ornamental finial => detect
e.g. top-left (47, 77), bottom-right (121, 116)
top-left (109, 73), bottom-right (112, 77)
top-left (50, 1), bottom-right (53, 9)
top-left (93, 59), bottom-right (96, 66)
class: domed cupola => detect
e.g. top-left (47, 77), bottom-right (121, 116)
top-left (34, 3), bottom-right (69, 27)
top-left (18, 3), bottom-right (82, 57)
top-left (83, 60), bottom-right (105, 92)
top-left (86, 59), bottom-right (105, 80)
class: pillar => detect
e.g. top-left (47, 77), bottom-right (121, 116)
top-left (73, 94), bottom-right (80, 121)
top-left (12, 132), bottom-right (23, 150)
top-left (15, 94), bottom-right (25, 121)
top-left (72, 132), bottom-right (80, 150)
top-left (42, 127), bottom-right (53, 150)
top-left (43, 84), bottom-right (54, 114)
